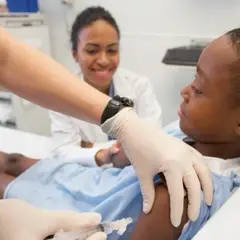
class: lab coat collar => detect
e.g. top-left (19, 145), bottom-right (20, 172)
top-left (113, 70), bottom-right (137, 101)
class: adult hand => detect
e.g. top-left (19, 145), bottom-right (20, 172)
top-left (0, 199), bottom-right (106, 240)
top-left (102, 108), bottom-right (213, 227)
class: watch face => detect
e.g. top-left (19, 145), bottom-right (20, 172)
top-left (113, 95), bottom-right (134, 107)
top-left (110, 99), bottom-right (121, 108)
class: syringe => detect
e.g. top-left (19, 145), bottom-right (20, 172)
top-left (53, 225), bottom-right (104, 240)
top-left (52, 217), bottom-right (133, 240)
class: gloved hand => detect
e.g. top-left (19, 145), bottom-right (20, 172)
top-left (102, 107), bottom-right (213, 227)
top-left (0, 199), bottom-right (106, 240)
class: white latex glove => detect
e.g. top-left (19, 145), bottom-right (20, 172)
top-left (102, 108), bottom-right (213, 227)
top-left (0, 199), bottom-right (106, 240)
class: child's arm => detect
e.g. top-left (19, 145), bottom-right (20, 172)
top-left (130, 184), bottom-right (188, 240)
top-left (0, 152), bottom-right (39, 177)
top-left (0, 152), bottom-right (38, 198)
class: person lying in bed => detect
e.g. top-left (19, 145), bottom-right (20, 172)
top-left (1, 28), bottom-right (240, 240)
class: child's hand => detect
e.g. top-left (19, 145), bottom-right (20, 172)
top-left (95, 142), bottom-right (120, 166)
top-left (95, 142), bottom-right (131, 168)
top-left (111, 142), bottom-right (131, 168)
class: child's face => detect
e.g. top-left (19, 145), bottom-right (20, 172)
top-left (179, 35), bottom-right (240, 142)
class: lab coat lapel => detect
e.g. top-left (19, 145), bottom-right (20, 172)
top-left (113, 71), bottom-right (137, 105)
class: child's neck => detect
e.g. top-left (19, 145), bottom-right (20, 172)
top-left (193, 141), bottom-right (240, 159)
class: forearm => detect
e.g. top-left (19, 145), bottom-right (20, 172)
top-left (0, 27), bottom-right (110, 125)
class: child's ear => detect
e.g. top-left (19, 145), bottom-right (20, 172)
top-left (72, 50), bottom-right (78, 62)
top-left (235, 115), bottom-right (240, 136)
top-left (236, 124), bottom-right (240, 136)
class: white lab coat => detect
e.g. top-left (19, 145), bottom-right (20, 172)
top-left (49, 68), bottom-right (162, 148)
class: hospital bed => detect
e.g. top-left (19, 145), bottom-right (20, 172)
top-left (193, 188), bottom-right (240, 239)
top-left (0, 126), bottom-right (55, 158)
top-left (0, 124), bottom-right (116, 158)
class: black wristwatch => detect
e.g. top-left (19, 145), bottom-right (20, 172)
top-left (101, 95), bottom-right (134, 124)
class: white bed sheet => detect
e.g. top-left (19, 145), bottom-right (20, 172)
top-left (0, 126), bottom-right (55, 158)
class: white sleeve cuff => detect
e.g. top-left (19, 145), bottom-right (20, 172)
top-left (51, 145), bottom-right (102, 167)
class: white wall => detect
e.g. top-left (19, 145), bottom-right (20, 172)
top-left (38, 0), bottom-right (76, 71)
top-left (73, 0), bottom-right (240, 36)
top-left (38, 0), bottom-right (240, 125)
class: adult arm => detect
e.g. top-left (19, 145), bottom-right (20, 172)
top-left (0, 27), bottom-right (109, 125)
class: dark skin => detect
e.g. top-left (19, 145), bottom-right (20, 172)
top-left (0, 152), bottom-right (38, 198)
top-left (131, 34), bottom-right (240, 239)
top-left (0, 34), bottom-right (240, 240)
top-left (179, 35), bottom-right (240, 159)
top-left (130, 185), bottom-right (188, 240)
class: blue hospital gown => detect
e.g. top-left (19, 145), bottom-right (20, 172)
top-left (4, 121), bottom-right (240, 239)
top-left (4, 152), bottom-right (240, 240)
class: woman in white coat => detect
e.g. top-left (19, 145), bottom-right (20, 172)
top-left (49, 6), bottom-right (162, 148)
